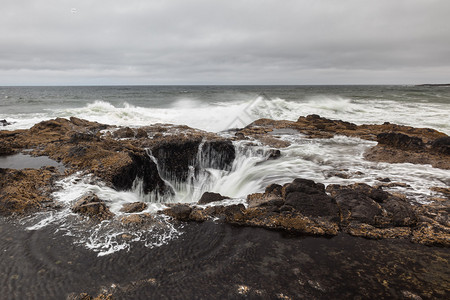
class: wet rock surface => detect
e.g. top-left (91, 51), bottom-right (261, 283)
top-left (198, 192), bottom-right (230, 205)
top-left (162, 178), bottom-right (449, 246)
top-left (431, 136), bottom-right (450, 155)
top-left (0, 167), bottom-right (59, 215)
top-left (119, 213), bottom-right (155, 228)
top-left (1, 217), bottom-right (448, 300)
top-left (72, 194), bottom-right (115, 222)
top-left (0, 119), bottom-right (11, 126)
top-left (120, 202), bottom-right (148, 213)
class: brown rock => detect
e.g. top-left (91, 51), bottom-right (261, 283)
top-left (346, 223), bottom-right (412, 239)
top-left (236, 208), bottom-right (339, 236)
top-left (247, 184), bottom-right (284, 208)
top-left (113, 127), bottom-right (135, 138)
top-left (120, 202), bottom-right (148, 213)
top-left (120, 213), bottom-right (155, 227)
top-left (162, 204), bottom-right (192, 221)
top-left (430, 136), bottom-right (450, 155)
top-left (430, 186), bottom-right (450, 198)
top-left (364, 145), bottom-right (450, 169)
top-left (411, 222), bottom-right (450, 246)
top-left (0, 143), bottom-right (14, 156)
top-left (198, 192), bottom-right (229, 205)
top-left (377, 132), bottom-right (425, 151)
top-left (0, 167), bottom-right (58, 215)
top-left (72, 194), bottom-right (115, 221)
top-left (136, 128), bottom-right (148, 139)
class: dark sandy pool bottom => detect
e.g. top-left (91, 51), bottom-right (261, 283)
top-left (0, 218), bottom-right (448, 299)
top-left (0, 153), bottom-right (65, 172)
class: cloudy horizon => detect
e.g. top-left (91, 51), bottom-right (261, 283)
top-left (1, 0), bottom-right (449, 86)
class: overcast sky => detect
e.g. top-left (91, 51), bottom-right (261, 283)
top-left (1, 0), bottom-right (449, 85)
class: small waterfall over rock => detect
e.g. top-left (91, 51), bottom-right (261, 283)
top-left (131, 139), bottom-right (280, 203)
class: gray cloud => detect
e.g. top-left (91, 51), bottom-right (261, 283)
top-left (1, 0), bottom-right (449, 85)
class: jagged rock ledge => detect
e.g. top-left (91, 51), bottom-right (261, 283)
top-left (161, 178), bottom-right (449, 247)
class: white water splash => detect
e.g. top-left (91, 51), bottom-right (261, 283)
top-left (4, 94), bottom-right (449, 134)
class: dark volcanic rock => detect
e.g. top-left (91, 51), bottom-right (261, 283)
top-left (201, 140), bottom-right (236, 170)
top-left (326, 183), bottom-right (418, 227)
top-left (265, 183), bottom-right (283, 196)
top-left (377, 132), bottom-right (425, 151)
top-left (111, 152), bottom-right (170, 196)
top-left (282, 178), bottom-right (326, 197)
top-left (158, 178), bottom-right (448, 245)
top-left (1, 119), bottom-right (11, 126)
top-left (383, 198), bottom-right (418, 226)
top-left (162, 204), bottom-right (192, 221)
top-left (285, 192), bottom-right (339, 219)
top-left (120, 202), bottom-right (148, 213)
top-left (267, 149), bottom-right (281, 160)
top-left (0, 143), bottom-right (14, 156)
top-left (431, 136), bottom-right (450, 155)
top-left (72, 194), bottom-right (115, 221)
top-left (329, 188), bottom-right (383, 225)
top-left (151, 138), bottom-right (202, 181)
top-left (151, 138), bottom-right (236, 181)
top-left (198, 192), bottom-right (230, 205)
top-left (282, 178), bottom-right (338, 219)
top-left (163, 178), bottom-right (342, 237)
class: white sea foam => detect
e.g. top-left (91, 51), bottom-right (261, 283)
top-left (3, 94), bottom-right (449, 134)
top-left (22, 172), bottom-right (183, 256)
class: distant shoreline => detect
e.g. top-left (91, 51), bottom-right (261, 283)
top-left (417, 83), bottom-right (450, 87)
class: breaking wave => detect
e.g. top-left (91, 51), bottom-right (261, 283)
top-left (3, 95), bottom-right (449, 134)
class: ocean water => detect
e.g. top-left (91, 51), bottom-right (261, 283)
top-left (1, 85), bottom-right (449, 133)
top-left (1, 86), bottom-right (450, 298)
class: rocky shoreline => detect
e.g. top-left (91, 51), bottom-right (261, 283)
top-left (0, 115), bottom-right (449, 247)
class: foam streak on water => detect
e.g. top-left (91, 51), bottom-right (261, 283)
top-left (22, 172), bottom-right (182, 256)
